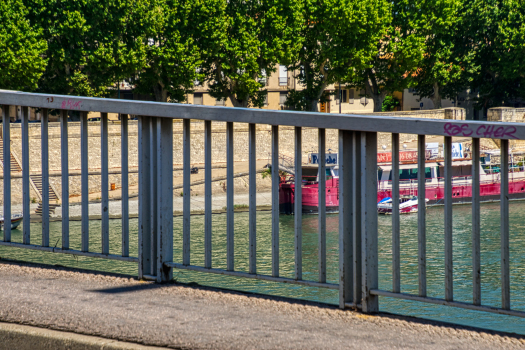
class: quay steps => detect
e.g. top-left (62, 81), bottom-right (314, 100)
top-left (0, 135), bottom-right (60, 215)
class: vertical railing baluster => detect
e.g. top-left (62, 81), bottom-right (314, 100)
top-left (501, 139), bottom-right (510, 310)
top-left (249, 123), bottom-right (257, 274)
top-left (318, 128), bottom-right (326, 283)
top-left (417, 134), bottom-right (426, 297)
top-left (60, 110), bottom-right (69, 249)
top-left (41, 109), bottom-right (50, 247)
top-left (21, 107), bottom-right (31, 245)
top-left (392, 133), bottom-right (400, 293)
top-left (81, 111), bottom-right (89, 252)
top-left (101, 112), bottom-right (109, 255)
top-left (294, 126), bottom-right (302, 280)
top-left (204, 120), bottom-right (212, 268)
top-left (444, 136), bottom-right (453, 301)
top-left (361, 132), bottom-right (378, 313)
top-left (2, 105), bottom-right (11, 242)
top-left (183, 119), bottom-right (191, 266)
top-left (339, 130), bottom-right (353, 308)
top-left (226, 122), bottom-right (234, 271)
top-left (271, 125), bottom-right (279, 277)
top-left (121, 114), bottom-right (129, 257)
top-left (472, 137), bottom-right (481, 305)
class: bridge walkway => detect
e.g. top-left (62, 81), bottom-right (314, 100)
top-left (0, 261), bottom-right (523, 350)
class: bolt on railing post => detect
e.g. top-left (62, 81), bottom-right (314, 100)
top-left (361, 132), bottom-right (378, 313)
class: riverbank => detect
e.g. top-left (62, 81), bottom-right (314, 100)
top-left (18, 192), bottom-right (273, 222)
top-left (0, 261), bottom-right (523, 349)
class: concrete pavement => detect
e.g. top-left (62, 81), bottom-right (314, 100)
top-left (0, 261), bottom-right (524, 349)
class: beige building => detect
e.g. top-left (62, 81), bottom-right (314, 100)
top-left (186, 64), bottom-right (377, 113)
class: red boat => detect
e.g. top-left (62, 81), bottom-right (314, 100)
top-left (279, 151), bottom-right (525, 214)
top-left (280, 165), bottom-right (339, 214)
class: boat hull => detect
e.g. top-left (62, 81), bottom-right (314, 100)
top-left (280, 178), bottom-right (525, 214)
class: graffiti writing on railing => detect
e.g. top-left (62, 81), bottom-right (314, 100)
top-left (444, 123), bottom-right (518, 139)
top-left (60, 99), bottom-right (83, 110)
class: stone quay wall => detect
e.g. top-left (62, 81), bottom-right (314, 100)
top-left (3, 107), bottom-right (508, 204)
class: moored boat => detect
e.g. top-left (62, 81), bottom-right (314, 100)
top-left (279, 149), bottom-right (525, 214)
top-left (377, 196), bottom-right (429, 214)
top-left (0, 213), bottom-right (23, 230)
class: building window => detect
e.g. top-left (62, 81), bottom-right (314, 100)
top-left (279, 65), bottom-right (288, 86)
top-left (194, 93), bottom-right (203, 105)
top-left (279, 92), bottom-right (287, 105)
top-left (215, 97), bottom-right (225, 106)
top-left (336, 88), bottom-right (348, 104)
top-left (348, 89), bottom-right (354, 104)
top-left (264, 94), bottom-right (268, 106)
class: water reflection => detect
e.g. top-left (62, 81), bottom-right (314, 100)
top-left (1, 202), bottom-right (525, 334)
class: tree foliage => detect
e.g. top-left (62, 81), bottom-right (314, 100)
top-left (197, 0), bottom-right (304, 108)
top-left (0, 0), bottom-right (47, 91)
top-left (410, 0), bottom-right (466, 109)
top-left (27, 0), bottom-right (155, 97)
top-left (290, 0), bottom-right (391, 112)
top-left (132, 0), bottom-right (201, 102)
top-left (461, 0), bottom-right (525, 109)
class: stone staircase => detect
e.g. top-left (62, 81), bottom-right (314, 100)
top-left (33, 175), bottom-right (60, 215)
top-left (0, 140), bottom-right (22, 172)
top-left (0, 135), bottom-right (60, 214)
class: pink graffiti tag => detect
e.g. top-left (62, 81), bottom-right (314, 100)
top-left (61, 99), bottom-right (83, 110)
top-left (444, 122), bottom-right (518, 139)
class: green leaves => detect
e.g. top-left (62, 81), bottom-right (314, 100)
top-left (0, 0), bottom-right (47, 91)
top-left (292, 0), bottom-right (391, 111)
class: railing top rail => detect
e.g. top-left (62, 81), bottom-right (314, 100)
top-left (1, 90), bottom-right (523, 140)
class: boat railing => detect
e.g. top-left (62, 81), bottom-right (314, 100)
top-left (1, 90), bottom-right (525, 322)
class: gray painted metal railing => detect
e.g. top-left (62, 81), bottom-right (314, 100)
top-left (1, 90), bottom-right (525, 319)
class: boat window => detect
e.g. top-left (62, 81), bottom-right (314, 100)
top-left (389, 167), bottom-right (432, 180)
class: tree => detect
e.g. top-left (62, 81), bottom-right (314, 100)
top-left (289, 0), bottom-right (391, 112)
top-left (410, 0), bottom-right (467, 109)
top-left (352, 0), bottom-right (431, 112)
top-left (197, 0), bottom-right (304, 108)
top-left (462, 0), bottom-right (525, 110)
top-left (0, 0), bottom-right (47, 91)
top-left (133, 0), bottom-right (202, 102)
top-left (27, 0), bottom-right (154, 97)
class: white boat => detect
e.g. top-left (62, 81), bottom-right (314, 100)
top-left (377, 196), bottom-right (428, 214)
top-left (0, 213), bottom-right (23, 230)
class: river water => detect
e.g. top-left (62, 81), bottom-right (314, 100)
top-left (1, 202), bottom-right (525, 335)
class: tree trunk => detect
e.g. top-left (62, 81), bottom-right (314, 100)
top-left (430, 82), bottom-right (442, 109)
top-left (229, 93), bottom-right (249, 108)
top-left (371, 94), bottom-right (386, 112)
top-left (306, 80), bottom-right (328, 112)
top-left (364, 77), bottom-right (387, 112)
top-left (153, 82), bottom-right (168, 102)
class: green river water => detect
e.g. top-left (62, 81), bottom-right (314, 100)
top-left (1, 201), bottom-right (525, 335)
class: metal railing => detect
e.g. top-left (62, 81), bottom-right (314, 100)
top-left (1, 90), bottom-right (525, 319)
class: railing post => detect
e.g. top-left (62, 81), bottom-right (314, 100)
top-left (339, 130), bottom-right (354, 308)
top-left (156, 118), bottom-right (173, 282)
top-left (361, 131), bottom-right (378, 313)
top-left (138, 116), bottom-right (173, 282)
top-left (353, 132), bottom-right (362, 306)
top-left (138, 116), bottom-right (153, 279)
